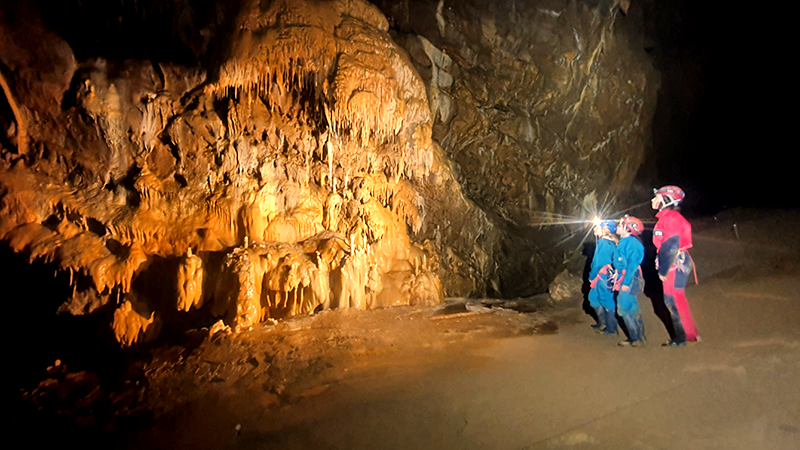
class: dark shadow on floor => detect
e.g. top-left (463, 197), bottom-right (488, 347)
top-left (581, 241), bottom-right (598, 324)
top-left (640, 230), bottom-right (675, 339)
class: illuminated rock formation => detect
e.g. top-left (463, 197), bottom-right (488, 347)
top-left (0, 0), bottom-right (447, 343)
top-left (1, 0), bottom-right (655, 344)
top-left (177, 248), bottom-right (204, 312)
top-left (112, 299), bottom-right (161, 347)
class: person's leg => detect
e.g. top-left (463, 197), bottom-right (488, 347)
top-left (595, 279), bottom-right (616, 332)
top-left (636, 314), bottom-right (646, 343)
top-left (619, 313), bottom-right (645, 346)
top-left (663, 295), bottom-right (686, 343)
top-left (589, 288), bottom-right (605, 330)
top-left (592, 306), bottom-right (606, 330)
top-left (621, 314), bottom-right (639, 340)
top-left (616, 291), bottom-right (643, 345)
top-left (672, 255), bottom-right (699, 342)
top-left (602, 307), bottom-right (618, 335)
top-left (673, 289), bottom-right (698, 341)
top-left (662, 268), bottom-right (687, 344)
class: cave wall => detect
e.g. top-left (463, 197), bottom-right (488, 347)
top-left (0, 0), bottom-right (451, 345)
top-left (1, 0), bottom-right (657, 344)
top-left (377, 0), bottom-right (658, 295)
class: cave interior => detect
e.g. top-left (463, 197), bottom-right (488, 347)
top-left (0, 0), bottom-right (786, 403)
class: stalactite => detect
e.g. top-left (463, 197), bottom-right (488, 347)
top-left (0, 69), bottom-right (30, 155)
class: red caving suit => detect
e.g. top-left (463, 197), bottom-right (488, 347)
top-left (653, 209), bottom-right (698, 343)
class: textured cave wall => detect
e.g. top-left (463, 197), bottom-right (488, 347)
top-left (1, 0), bottom-right (657, 346)
top-left (0, 0), bottom-right (455, 345)
top-left (375, 0), bottom-right (658, 295)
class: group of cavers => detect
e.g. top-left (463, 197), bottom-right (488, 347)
top-left (588, 186), bottom-right (699, 347)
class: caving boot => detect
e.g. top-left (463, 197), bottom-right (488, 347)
top-left (663, 335), bottom-right (699, 347)
top-left (619, 314), bottom-right (645, 347)
top-left (591, 307), bottom-right (607, 332)
top-left (601, 308), bottom-right (618, 335)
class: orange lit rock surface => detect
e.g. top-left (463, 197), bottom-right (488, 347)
top-left (1, 0), bottom-right (655, 344)
top-left (112, 299), bottom-right (161, 346)
top-left (0, 0), bottom-right (448, 344)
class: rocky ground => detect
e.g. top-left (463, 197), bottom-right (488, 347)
top-left (12, 281), bottom-right (562, 446)
top-left (11, 208), bottom-right (800, 449)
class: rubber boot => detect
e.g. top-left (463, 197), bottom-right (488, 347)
top-left (602, 308), bottom-right (618, 335)
top-left (591, 307), bottom-right (607, 332)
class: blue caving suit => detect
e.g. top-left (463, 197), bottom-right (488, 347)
top-left (588, 237), bottom-right (617, 333)
top-left (612, 235), bottom-right (646, 344)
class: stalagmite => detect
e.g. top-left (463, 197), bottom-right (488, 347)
top-left (112, 300), bottom-right (161, 347)
top-left (313, 251), bottom-right (331, 310)
top-left (177, 248), bottom-right (204, 312)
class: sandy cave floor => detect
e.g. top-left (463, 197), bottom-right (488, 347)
top-left (13, 209), bottom-right (800, 449)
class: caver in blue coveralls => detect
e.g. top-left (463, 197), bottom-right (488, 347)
top-left (588, 237), bottom-right (618, 334)
top-left (613, 235), bottom-right (646, 344)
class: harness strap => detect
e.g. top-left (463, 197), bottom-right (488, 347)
top-left (666, 249), bottom-right (699, 285)
top-left (591, 264), bottom-right (612, 286)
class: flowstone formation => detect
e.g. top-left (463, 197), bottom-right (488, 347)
top-left (0, 0), bottom-right (449, 345)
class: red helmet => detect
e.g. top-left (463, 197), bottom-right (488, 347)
top-left (620, 215), bottom-right (644, 236)
top-left (654, 185), bottom-right (685, 208)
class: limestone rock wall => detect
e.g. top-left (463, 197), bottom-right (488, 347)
top-left (377, 0), bottom-right (658, 295)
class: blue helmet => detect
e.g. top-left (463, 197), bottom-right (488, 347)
top-left (598, 219), bottom-right (617, 233)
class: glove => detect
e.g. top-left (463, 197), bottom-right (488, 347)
top-left (621, 284), bottom-right (630, 292)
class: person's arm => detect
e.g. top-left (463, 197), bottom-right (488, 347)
top-left (658, 235), bottom-right (680, 278)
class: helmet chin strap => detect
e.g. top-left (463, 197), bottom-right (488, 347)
top-left (658, 194), bottom-right (679, 211)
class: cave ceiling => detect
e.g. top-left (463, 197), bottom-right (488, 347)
top-left (0, 0), bottom-right (656, 345)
